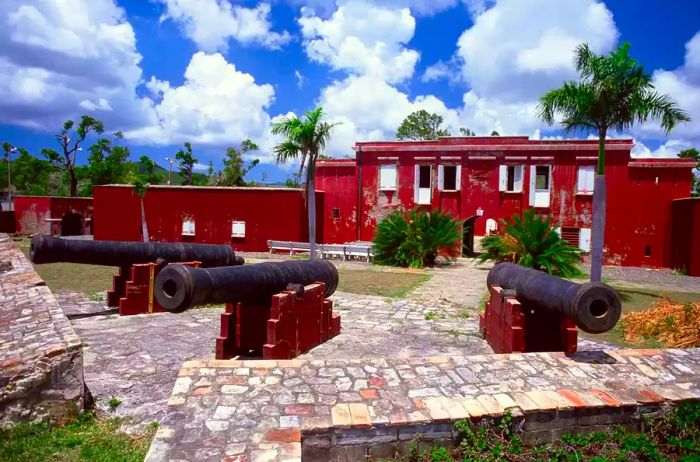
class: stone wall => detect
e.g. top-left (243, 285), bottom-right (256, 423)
top-left (0, 234), bottom-right (85, 426)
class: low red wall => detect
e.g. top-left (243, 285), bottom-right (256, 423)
top-left (13, 196), bottom-right (93, 235)
top-left (92, 185), bottom-right (324, 252)
top-left (671, 198), bottom-right (700, 276)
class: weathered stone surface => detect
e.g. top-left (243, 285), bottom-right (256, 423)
top-left (147, 348), bottom-right (700, 461)
top-left (0, 234), bottom-right (85, 426)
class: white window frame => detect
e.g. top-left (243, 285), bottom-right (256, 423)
top-left (529, 165), bottom-right (552, 208)
top-left (231, 220), bottom-right (245, 238)
top-left (414, 164), bottom-right (432, 205)
top-left (498, 164), bottom-right (524, 193)
top-left (378, 164), bottom-right (398, 191)
top-left (577, 166), bottom-right (595, 194)
top-left (579, 227), bottom-right (591, 252)
top-left (438, 165), bottom-right (461, 191)
top-left (182, 218), bottom-right (195, 236)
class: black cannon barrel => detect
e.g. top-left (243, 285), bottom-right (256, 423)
top-left (487, 262), bottom-right (621, 334)
top-left (154, 259), bottom-right (339, 312)
top-left (30, 235), bottom-right (243, 268)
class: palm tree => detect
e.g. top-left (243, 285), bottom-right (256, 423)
top-left (132, 178), bottom-right (149, 243)
top-left (271, 107), bottom-right (339, 259)
top-left (539, 42), bottom-right (689, 282)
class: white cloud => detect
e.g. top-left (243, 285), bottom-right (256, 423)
top-left (316, 0), bottom-right (617, 156)
top-left (290, 0), bottom-right (460, 18)
top-left (298, 0), bottom-right (419, 83)
top-left (295, 70), bottom-right (304, 88)
top-left (0, 0), bottom-right (155, 131)
top-left (633, 31), bottom-right (700, 145)
top-left (455, 0), bottom-right (618, 102)
top-left (127, 52), bottom-right (275, 147)
top-left (632, 139), bottom-right (695, 158)
top-left (159, 0), bottom-right (291, 52)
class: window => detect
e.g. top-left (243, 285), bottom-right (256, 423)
top-left (231, 221), bottom-right (245, 238)
top-left (332, 208), bottom-right (340, 219)
top-left (498, 165), bottom-right (524, 192)
top-left (535, 166), bottom-right (550, 190)
top-left (182, 218), bottom-right (195, 236)
top-left (379, 164), bottom-right (397, 190)
top-left (529, 165), bottom-right (551, 208)
top-left (414, 165), bottom-right (432, 204)
top-left (438, 165), bottom-right (460, 191)
top-left (577, 166), bottom-right (595, 194)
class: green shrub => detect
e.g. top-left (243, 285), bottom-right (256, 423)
top-left (477, 209), bottom-right (583, 277)
top-left (373, 208), bottom-right (461, 268)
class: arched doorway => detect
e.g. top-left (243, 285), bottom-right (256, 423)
top-left (462, 215), bottom-right (478, 257)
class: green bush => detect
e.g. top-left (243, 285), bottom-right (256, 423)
top-left (477, 209), bottom-right (583, 277)
top-left (373, 208), bottom-right (461, 269)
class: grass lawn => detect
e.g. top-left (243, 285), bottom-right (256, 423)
top-left (14, 237), bottom-right (430, 299)
top-left (337, 268), bottom-right (429, 298)
top-left (582, 285), bottom-right (700, 347)
top-left (0, 412), bottom-right (155, 462)
top-left (15, 238), bottom-right (116, 295)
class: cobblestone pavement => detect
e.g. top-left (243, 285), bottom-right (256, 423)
top-left (147, 348), bottom-right (700, 462)
top-left (58, 295), bottom-right (221, 431)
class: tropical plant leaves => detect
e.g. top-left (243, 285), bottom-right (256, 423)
top-left (373, 208), bottom-right (461, 269)
top-left (477, 209), bottom-right (583, 277)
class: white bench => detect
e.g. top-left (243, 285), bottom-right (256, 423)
top-left (267, 240), bottom-right (374, 262)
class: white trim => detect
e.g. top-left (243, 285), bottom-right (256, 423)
top-left (468, 155), bottom-right (496, 160)
top-left (377, 156), bottom-right (399, 161)
top-left (530, 156), bottom-right (555, 160)
top-left (504, 156), bottom-right (527, 160)
top-left (440, 156), bottom-right (462, 160)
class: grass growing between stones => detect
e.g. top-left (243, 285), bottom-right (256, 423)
top-left (337, 269), bottom-right (429, 298)
top-left (0, 412), bottom-right (156, 462)
top-left (395, 402), bottom-right (700, 462)
top-left (582, 286), bottom-right (700, 347)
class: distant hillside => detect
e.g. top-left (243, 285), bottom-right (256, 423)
top-left (134, 159), bottom-right (185, 185)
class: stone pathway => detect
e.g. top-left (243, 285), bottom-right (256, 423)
top-left (146, 348), bottom-right (700, 461)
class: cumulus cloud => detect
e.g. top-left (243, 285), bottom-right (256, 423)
top-left (633, 31), bottom-right (700, 146)
top-left (159, 0), bottom-right (291, 52)
top-left (631, 139), bottom-right (695, 159)
top-left (289, 0), bottom-right (461, 18)
top-left (455, 0), bottom-right (618, 102)
top-left (317, 0), bottom-right (618, 156)
top-left (0, 0), bottom-right (155, 131)
top-left (127, 52), bottom-right (275, 147)
top-left (298, 0), bottom-right (419, 83)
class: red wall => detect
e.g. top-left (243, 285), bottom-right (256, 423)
top-left (13, 196), bottom-right (93, 235)
top-left (92, 185), bottom-right (324, 252)
top-left (315, 160), bottom-right (359, 243)
top-left (671, 198), bottom-right (700, 276)
top-left (316, 137), bottom-right (695, 269)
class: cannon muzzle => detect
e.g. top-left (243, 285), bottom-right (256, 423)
top-left (30, 235), bottom-right (243, 268)
top-left (487, 262), bottom-right (621, 334)
top-left (154, 259), bottom-right (339, 313)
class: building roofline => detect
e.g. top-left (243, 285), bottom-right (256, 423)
top-left (95, 184), bottom-right (304, 192)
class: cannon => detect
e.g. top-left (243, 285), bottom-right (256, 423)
top-left (154, 259), bottom-right (339, 313)
top-left (30, 235), bottom-right (243, 268)
top-left (154, 259), bottom-right (342, 360)
top-left (487, 262), bottom-right (621, 334)
top-left (30, 235), bottom-right (244, 313)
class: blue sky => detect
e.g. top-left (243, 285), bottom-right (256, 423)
top-left (1, 0), bottom-right (699, 183)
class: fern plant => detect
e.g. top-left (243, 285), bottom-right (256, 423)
top-left (373, 208), bottom-right (461, 268)
top-left (478, 209), bottom-right (583, 277)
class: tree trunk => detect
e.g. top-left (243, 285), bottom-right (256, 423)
top-left (140, 197), bottom-right (149, 243)
top-left (307, 159), bottom-right (317, 260)
top-left (590, 132), bottom-right (607, 282)
top-left (69, 166), bottom-right (78, 197)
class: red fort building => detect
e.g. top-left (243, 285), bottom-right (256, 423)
top-left (315, 136), bottom-right (697, 270)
